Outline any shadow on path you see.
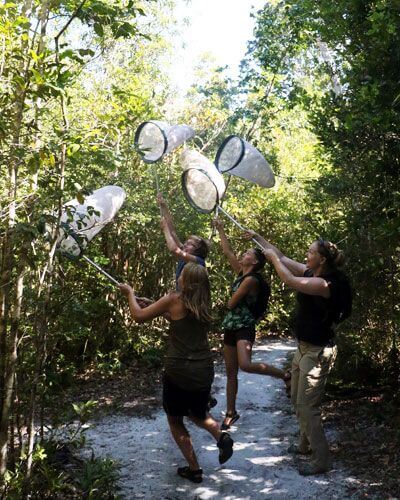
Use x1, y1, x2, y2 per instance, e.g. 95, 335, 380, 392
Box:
85, 339, 359, 499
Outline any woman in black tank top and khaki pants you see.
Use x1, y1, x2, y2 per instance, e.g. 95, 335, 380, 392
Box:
119, 263, 234, 484
244, 230, 347, 476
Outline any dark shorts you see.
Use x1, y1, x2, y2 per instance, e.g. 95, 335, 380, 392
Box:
223, 326, 256, 347
162, 374, 211, 420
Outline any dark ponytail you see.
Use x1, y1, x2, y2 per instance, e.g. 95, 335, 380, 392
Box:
252, 248, 266, 272
317, 239, 346, 269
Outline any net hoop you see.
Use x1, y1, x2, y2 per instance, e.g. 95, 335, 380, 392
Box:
215, 135, 245, 173
181, 168, 220, 214
134, 121, 168, 164
215, 135, 275, 188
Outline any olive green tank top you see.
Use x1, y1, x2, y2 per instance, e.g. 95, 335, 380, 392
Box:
164, 315, 214, 391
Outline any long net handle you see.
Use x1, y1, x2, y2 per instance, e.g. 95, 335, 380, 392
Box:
152, 164, 163, 216
82, 255, 120, 286
217, 206, 265, 251
82, 256, 145, 303
152, 164, 160, 192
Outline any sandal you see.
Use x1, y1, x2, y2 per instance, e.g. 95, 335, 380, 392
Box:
283, 371, 291, 398
220, 411, 240, 430
177, 466, 203, 483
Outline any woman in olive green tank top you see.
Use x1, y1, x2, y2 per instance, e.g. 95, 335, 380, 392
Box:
119, 263, 234, 484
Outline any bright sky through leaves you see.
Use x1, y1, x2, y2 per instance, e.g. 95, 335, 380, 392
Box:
170, 0, 265, 92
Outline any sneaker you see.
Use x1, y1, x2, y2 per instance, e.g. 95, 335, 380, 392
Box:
287, 443, 312, 455
298, 462, 330, 476
217, 432, 234, 464
177, 466, 203, 483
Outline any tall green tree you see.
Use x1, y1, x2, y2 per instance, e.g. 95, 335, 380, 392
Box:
242, 0, 400, 383
0, 0, 176, 482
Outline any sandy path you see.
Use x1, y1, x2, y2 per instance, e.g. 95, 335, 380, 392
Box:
86, 339, 357, 499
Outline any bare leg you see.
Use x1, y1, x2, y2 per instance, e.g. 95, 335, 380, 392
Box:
167, 415, 200, 470
236, 340, 286, 379
189, 412, 234, 465
224, 344, 239, 416
189, 412, 223, 441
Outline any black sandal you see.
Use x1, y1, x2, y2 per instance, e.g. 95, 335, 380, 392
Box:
284, 371, 291, 398
220, 411, 240, 430
177, 466, 203, 483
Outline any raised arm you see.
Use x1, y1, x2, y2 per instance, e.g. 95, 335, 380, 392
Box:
264, 249, 330, 298
243, 229, 306, 277
157, 193, 182, 248
160, 218, 199, 263
213, 218, 241, 274
119, 284, 174, 323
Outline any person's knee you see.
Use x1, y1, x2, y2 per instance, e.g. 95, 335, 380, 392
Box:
226, 368, 238, 380
296, 403, 319, 421
238, 361, 252, 373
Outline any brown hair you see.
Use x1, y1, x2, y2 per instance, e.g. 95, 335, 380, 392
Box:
251, 248, 266, 272
317, 239, 346, 269
180, 263, 213, 323
188, 235, 209, 259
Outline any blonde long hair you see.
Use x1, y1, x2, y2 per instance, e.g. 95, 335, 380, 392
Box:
180, 263, 213, 324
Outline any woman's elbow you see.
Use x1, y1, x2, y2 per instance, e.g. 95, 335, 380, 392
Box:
130, 311, 146, 324
285, 277, 302, 291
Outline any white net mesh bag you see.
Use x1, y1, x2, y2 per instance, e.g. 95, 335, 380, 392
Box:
58, 185, 126, 258
215, 135, 275, 188
180, 149, 226, 213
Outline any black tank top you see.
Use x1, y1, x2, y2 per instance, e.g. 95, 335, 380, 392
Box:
294, 269, 340, 346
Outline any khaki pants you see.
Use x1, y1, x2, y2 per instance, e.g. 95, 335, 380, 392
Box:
291, 341, 337, 468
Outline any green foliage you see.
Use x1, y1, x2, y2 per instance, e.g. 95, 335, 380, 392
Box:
1, 0, 399, 493
3, 441, 120, 499
3, 400, 119, 498
242, 0, 400, 386
0, 0, 179, 492
76, 455, 120, 499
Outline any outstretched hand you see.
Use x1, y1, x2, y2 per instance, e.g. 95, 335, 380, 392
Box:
157, 192, 167, 208
118, 283, 134, 296
263, 248, 277, 262
212, 217, 224, 230
242, 229, 256, 240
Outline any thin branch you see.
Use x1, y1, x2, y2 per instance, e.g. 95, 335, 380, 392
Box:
54, 0, 88, 43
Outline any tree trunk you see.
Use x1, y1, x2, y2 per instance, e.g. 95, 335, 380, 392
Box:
0, 272, 24, 476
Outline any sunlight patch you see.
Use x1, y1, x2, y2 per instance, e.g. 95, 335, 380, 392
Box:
191, 487, 219, 499
248, 456, 286, 466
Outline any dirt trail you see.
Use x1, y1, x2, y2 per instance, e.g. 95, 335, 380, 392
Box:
86, 339, 358, 499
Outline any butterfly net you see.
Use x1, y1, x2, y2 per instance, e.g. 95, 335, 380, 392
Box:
180, 149, 225, 213
215, 135, 275, 188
